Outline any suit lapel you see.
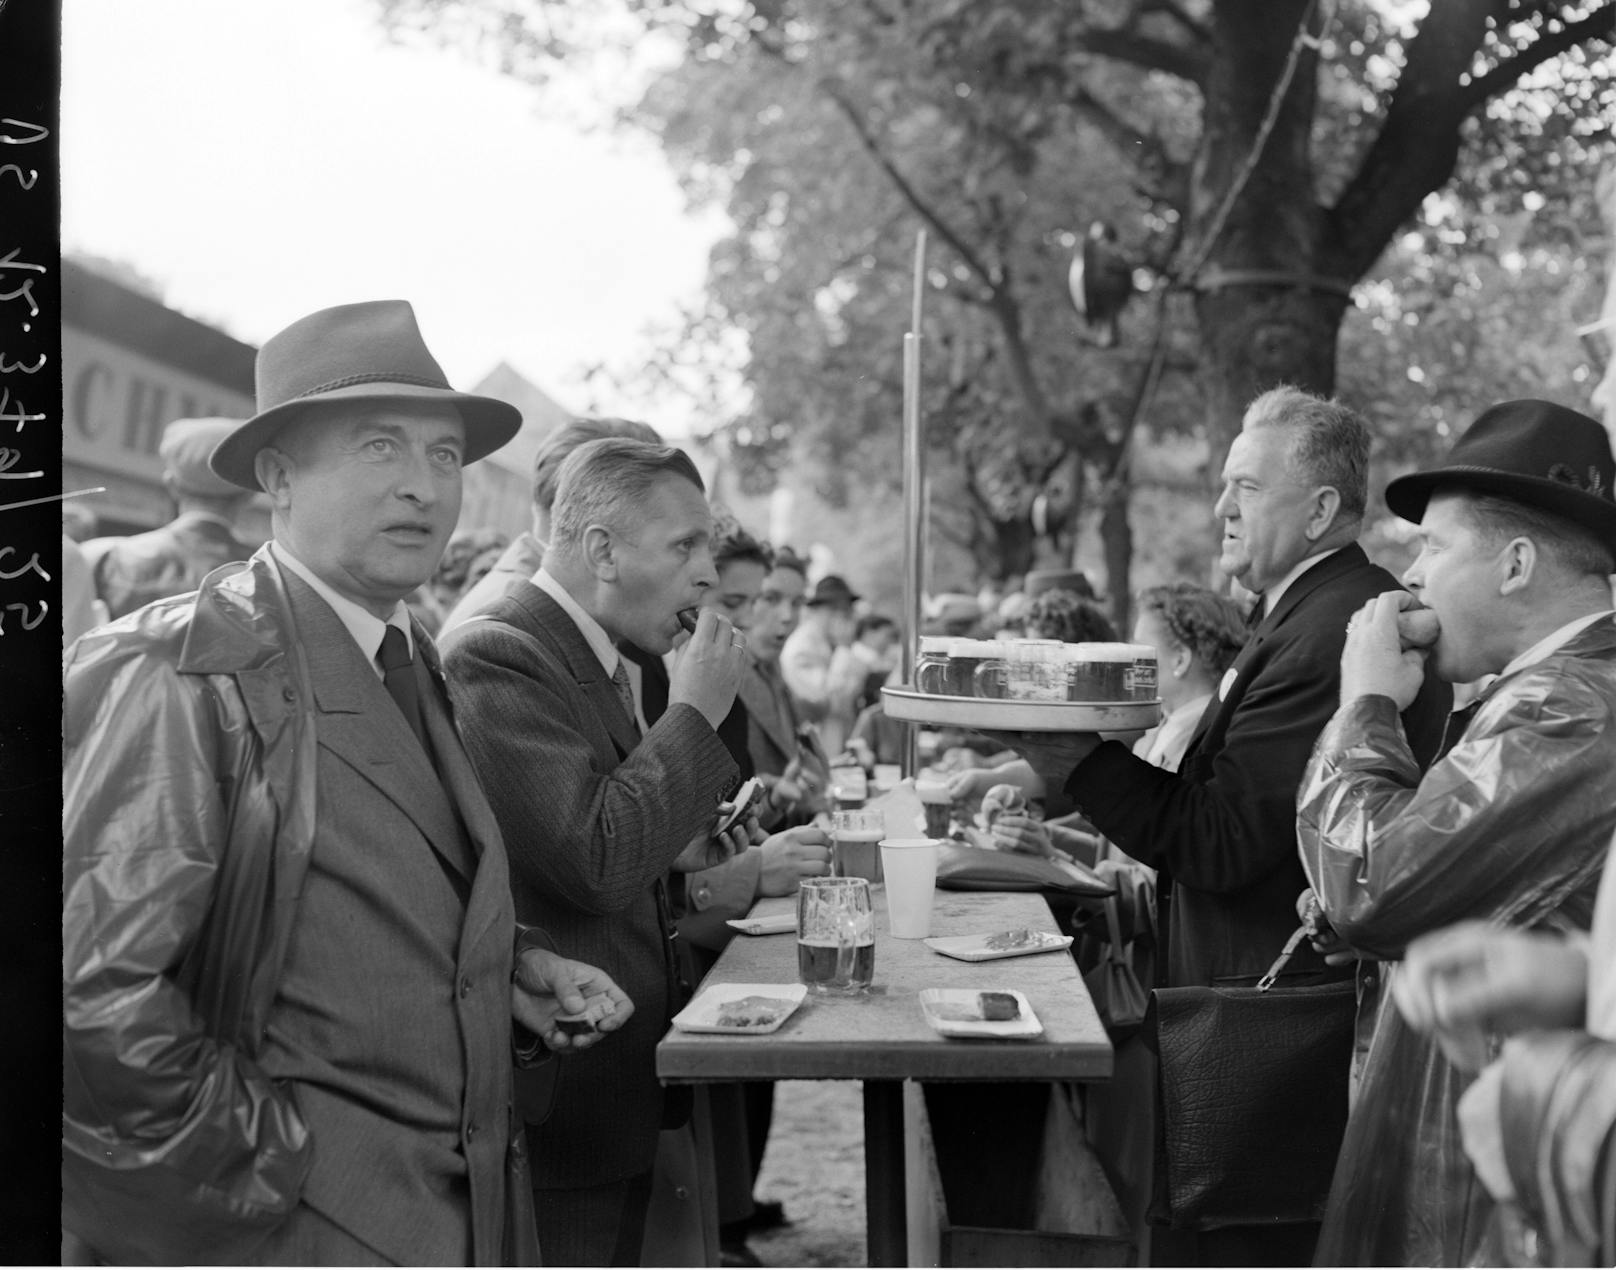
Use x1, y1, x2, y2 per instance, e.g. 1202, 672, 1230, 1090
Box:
740, 660, 797, 761
283, 573, 474, 885
509, 582, 642, 757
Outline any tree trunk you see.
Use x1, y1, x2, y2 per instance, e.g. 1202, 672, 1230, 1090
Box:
978, 514, 1037, 583
1193, 0, 1351, 487
1097, 477, 1133, 637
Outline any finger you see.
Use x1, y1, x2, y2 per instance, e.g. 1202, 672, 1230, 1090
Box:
549, 965, 588, 1016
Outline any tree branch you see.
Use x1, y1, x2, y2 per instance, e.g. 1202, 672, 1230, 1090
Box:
1460, 2, 1616, 112
1077, 27, 1212, 86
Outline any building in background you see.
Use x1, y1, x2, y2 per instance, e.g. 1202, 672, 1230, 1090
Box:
62, 261, 570, 545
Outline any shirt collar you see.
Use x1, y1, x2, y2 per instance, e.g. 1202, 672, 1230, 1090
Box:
270, 541, 412, 675
1501, 609, 1614, 678
1263, 547, 1342, 616
532, 566, 619, 679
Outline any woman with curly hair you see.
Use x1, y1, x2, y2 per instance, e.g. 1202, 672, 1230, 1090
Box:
1130, 582, 1246, 772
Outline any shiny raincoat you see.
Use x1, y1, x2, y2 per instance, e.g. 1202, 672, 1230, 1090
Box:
63, 552, 530, 1264
1295, 613, 1616, 1266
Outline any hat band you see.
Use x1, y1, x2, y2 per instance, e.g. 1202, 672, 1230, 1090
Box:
294, 370, 453, 399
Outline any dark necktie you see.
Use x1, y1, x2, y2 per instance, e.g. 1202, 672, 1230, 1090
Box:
378, 624, 431, 756
610, 658, 641, 736
1245, 594, 1266, 635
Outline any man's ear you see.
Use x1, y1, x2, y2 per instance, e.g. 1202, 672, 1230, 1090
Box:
582, 525, 617, 580
1498, 536, 1536, 596
255, 448, 293, 509
1305, 486, 1343, 541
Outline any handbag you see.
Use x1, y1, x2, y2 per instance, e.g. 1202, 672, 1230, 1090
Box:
934, 842, 1115, 896
1082, 893, 1150, 1040
1146, 927, 1356, 1230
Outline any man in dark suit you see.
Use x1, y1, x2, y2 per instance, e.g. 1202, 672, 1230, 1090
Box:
442, 438, 753, 1266
63, 300, 632, 1267
999, 386, 1451, 1265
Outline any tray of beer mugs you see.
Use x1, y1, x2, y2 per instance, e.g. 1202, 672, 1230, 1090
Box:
884, 638, 1161, 732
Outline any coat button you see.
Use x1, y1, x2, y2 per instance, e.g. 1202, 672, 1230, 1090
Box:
465, 1121, 478, 1143
459, 976, 472, 999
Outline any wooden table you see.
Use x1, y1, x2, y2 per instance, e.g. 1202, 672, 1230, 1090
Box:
657, 889, 1112, 1266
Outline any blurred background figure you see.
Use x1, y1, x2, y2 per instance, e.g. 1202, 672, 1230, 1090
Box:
848, 613, 899, 717
1024, 587, 1117, 643
79, 417, 253, 619
923, 591, 981, 638
62, 502, 98, 544
1129, 583, 1246, 772
780, 573, 866, 760
61, 534, 107, 648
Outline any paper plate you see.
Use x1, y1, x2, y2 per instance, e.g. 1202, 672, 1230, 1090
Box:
918, 988, 1043, 1040
725, 913, 797, 937
672, 983, 808, 1035
924, 929, 1075, 962
882, 686, 1160, 733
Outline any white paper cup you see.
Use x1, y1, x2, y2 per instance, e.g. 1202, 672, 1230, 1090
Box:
879, 837, 940, 938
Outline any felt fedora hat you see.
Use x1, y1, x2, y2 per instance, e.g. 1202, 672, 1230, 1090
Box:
1384, 399, 1616, 551
805, 574, 860, 607
210, 300, 523, 491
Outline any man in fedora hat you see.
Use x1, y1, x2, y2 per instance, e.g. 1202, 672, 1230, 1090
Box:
63, 300, 634, 1267
1294, 398, 1616, 1266
780, 572, 866, 759
79, 415, 256, 621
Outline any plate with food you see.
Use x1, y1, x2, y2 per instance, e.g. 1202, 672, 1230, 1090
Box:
725, 913, 797, 937
919, 988, 1043, 1039
672, 982, 808, 1034
924, 928, 1075, 962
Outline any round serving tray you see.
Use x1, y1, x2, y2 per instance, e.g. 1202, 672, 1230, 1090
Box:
881, 685, 1161, 733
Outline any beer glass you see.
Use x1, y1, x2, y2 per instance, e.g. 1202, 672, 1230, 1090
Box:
832, 808, 885, 883
797, 877, 875, 994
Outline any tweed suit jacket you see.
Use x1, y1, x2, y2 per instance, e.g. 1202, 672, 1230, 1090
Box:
1065, 544, 1453, 986
441, 581, 738, 1189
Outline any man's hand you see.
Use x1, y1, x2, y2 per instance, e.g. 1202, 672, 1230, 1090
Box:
1395, 920, 1589, 1038
673, 818, 750, 872
756, 825, 833, 896
1339, 591, 1431, 711
668, 609, 747, 728
990, 813, 1054, 858
974, 730, 1101, 793
1295, 887, 1362, 966
511, 946, 634, 1052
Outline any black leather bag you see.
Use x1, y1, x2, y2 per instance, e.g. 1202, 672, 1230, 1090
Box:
1146, 931, 1356, 1230
1082, 894, 1151, 1040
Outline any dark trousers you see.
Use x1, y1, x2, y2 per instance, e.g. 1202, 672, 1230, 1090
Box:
534, 1172, 655, 1267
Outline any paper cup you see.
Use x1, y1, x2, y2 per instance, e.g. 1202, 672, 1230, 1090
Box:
879, 837, 940, 938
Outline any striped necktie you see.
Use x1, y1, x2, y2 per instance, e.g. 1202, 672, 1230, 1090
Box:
611, 658, 641, 735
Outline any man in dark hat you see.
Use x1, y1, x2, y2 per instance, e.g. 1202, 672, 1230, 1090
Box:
79, 416, 256, 620
1295, 398, 1616, 1267
63, 300, 633, 1267
780, 572, 866, 759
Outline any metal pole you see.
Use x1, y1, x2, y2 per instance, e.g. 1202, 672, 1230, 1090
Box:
900, 229, 927, 777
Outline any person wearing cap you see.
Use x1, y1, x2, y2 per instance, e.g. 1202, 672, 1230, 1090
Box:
78, 416, 256, 621
1294, 398, 1616, 1266
62, 300, 633, 1266
779, 572, 867, 759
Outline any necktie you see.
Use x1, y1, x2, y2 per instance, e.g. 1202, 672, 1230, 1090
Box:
611, 658, 641, 735
378, 625, 431, 756
1245, 594, 1266, 635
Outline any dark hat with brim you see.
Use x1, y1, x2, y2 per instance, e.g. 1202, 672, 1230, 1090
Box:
1384, 398, 1616, 551
806, 574, 860, 607
210, 300, 523, 492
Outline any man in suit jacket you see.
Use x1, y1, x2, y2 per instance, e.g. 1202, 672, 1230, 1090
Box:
62, 301, 632, 1267
1000, 386, 1451, 1266
442, 437, 753, 1266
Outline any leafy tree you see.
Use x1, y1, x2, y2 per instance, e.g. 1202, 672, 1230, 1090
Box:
374, 0, 1614, 618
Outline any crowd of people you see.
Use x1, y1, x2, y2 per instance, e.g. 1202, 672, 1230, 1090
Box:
60, 296, 1615, 1268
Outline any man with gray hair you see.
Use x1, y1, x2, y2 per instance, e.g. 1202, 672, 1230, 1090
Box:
442, 437, 752, 1265
993, 385, 1450, 1264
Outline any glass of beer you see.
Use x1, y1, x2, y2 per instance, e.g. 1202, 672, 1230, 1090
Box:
832, 808, 886, 883
797, 877, 875, 994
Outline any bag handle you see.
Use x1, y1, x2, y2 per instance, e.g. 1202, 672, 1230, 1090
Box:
1255, 923, 1310, 992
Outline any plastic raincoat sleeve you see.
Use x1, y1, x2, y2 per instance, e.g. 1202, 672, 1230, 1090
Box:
62, 636, 309, 1217
1295, 679, 1614, 960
